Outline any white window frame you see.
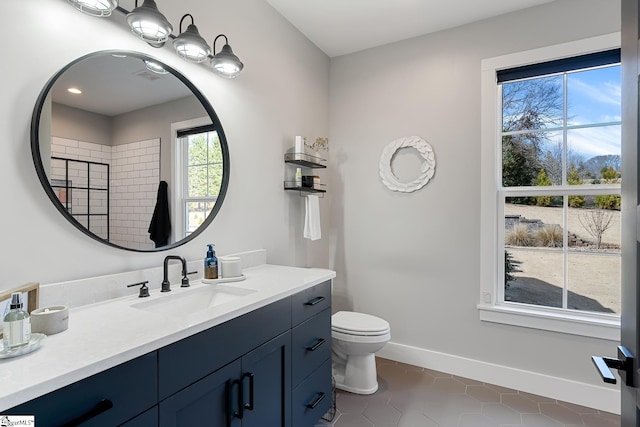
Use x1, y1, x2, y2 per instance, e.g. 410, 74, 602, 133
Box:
170, 116, 211, 243
479, 33, 621, 341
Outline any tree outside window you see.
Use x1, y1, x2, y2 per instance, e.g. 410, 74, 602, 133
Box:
182, 130, 223, 235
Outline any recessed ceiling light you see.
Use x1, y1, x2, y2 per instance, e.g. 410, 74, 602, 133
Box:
68, 88, 82, 94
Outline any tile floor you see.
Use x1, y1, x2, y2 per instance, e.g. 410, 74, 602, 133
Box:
317, 358, 619, 427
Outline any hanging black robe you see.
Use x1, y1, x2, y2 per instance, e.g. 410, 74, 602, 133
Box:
148, 180, 171, 247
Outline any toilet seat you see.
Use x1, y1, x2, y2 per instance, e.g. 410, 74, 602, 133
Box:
332, 311, 390, 336
332, 328, 391, 344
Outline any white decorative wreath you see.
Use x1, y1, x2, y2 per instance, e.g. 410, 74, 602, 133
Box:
379, 136, 436, 193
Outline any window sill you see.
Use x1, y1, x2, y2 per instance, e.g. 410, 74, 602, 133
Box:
477, 303, 620, 341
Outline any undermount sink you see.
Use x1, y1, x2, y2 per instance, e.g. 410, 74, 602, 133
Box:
131, 284, 256, 315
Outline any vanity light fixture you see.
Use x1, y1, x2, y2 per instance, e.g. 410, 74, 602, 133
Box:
67, 0, 118, 17
126, 0, 173, 48
210, 34, 244, 78
66, 2, 245, 77
173, 14, 211, 63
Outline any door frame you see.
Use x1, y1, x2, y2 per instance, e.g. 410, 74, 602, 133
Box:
621, 0, 639, 424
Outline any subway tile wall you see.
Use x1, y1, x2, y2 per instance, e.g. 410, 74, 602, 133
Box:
110, 139, 160, 250
51, 137, 160, 250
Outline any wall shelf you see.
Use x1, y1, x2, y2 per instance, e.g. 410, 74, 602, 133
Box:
284, 152, 327, 169
284, 182, 326, 197
284, 152, 327, 196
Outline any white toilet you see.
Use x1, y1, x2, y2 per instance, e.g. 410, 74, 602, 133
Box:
331, 311, 391, 394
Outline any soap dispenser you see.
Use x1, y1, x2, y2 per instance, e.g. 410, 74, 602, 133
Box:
3, 293, 31, 348
204, 244, 219, 280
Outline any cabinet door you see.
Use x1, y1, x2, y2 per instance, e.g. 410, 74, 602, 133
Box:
7, 352, 157, 427
159, 360, 242, 427
241, 331, 291, 427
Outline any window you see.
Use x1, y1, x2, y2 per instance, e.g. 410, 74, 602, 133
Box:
173, 122, 224, 239
479, 34, 621, 340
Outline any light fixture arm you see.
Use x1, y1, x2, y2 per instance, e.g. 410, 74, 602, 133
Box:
179, 14, 195, 33
213, 34, 229, 54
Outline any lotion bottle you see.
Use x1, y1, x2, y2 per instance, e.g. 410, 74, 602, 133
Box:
3, 293, 31, 349
204, 244, 219, 280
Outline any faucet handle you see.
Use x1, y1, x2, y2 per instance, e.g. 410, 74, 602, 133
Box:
181, 270, 198, 288
127, 281, 150, 298
181, 277, 190, 288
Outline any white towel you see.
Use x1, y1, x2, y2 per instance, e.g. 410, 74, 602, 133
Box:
304, 195, 321, 240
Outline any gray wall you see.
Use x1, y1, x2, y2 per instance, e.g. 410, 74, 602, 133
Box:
51, 102, 112, 145
0, 0, 330, 284
328, 0, 621, 405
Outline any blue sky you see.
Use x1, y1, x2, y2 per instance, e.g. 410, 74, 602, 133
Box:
566, 64, 621, 159
502, 64, 621, 161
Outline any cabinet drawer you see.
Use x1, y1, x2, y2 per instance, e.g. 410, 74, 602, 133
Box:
292, 358, 332, 427
7, 352, 157, 427
292, 308, 331, 387
291, 280, 331, 326
159, 297, 291, 400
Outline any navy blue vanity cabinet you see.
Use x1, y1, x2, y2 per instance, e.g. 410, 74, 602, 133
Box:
158, 297, 292, 427
160, 331, 292, 427
6, 352, 158, 427
291, 281, 332, 425
6, 280, 333, 427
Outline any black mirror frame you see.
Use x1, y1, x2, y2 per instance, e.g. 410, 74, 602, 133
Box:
31, 50, 230, 252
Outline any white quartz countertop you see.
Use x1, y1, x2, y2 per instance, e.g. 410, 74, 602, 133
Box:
0, 264, 335, 411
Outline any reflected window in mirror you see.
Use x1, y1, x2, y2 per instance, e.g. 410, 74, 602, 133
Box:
180, 125, 223, 238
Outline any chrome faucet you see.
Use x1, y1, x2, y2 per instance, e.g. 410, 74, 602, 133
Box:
161, 255, 189, 292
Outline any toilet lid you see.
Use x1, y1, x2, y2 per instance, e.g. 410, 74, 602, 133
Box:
332, 311, 390, 334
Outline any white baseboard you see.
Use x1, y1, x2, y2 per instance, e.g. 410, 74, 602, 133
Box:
377, 342, 620, 415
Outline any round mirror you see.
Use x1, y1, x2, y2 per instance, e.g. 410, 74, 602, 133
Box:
32, 50, 229, 252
